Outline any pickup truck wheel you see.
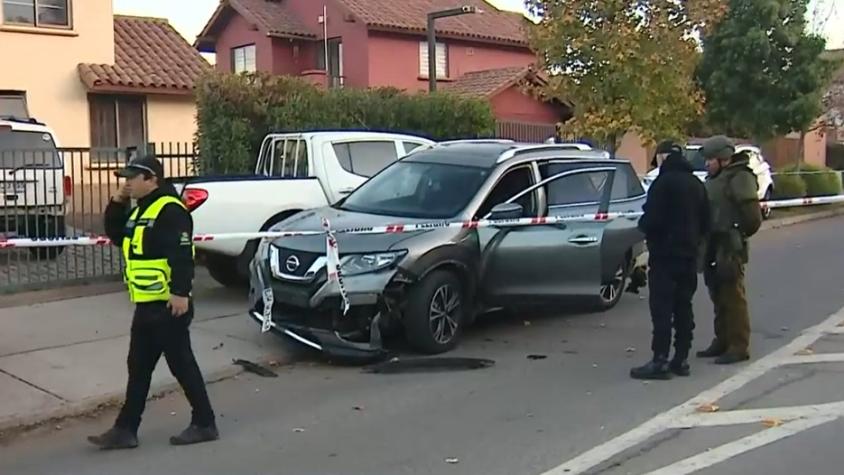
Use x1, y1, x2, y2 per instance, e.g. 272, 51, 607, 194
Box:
205, 254, 248, 288
26, 216, 66, 260
404, 270, 465, 354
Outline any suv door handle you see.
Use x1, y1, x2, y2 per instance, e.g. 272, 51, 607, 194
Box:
569, 235, 598, 244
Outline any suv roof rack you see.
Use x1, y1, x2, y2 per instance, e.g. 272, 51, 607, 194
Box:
497, 144, 610, 163
438, 139, 515, 146
0, 115, 45, 126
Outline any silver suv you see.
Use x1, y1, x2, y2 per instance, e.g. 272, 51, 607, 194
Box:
249, 142, 647, 359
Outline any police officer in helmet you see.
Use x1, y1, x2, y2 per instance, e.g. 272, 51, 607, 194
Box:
88, 155, 218, 449
697, 136, 761, 365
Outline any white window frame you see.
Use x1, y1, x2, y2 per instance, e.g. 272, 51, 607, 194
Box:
419, 41, 448, 79
232, 44, 257, 73
2, 0, 72, 29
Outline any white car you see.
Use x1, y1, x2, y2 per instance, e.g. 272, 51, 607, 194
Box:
641, 144, 774, 218
0, 116, 69, 258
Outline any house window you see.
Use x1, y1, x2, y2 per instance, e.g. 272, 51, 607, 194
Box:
88, 95, 146, 153
316, 38, 344, 88
419, 41, 448, 79
0, 90, 28, 117
2, 0, 71, 28
232, 44, 256, 73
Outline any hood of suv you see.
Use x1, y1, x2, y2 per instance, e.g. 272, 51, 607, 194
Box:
271, 206, 460, 254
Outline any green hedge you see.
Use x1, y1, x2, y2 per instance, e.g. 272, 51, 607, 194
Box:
771, 174, 807, 199
777, 164, 843, 198
194, 72, 496, 175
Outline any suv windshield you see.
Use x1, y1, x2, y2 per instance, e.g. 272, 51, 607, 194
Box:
0, 129, 61, 169
339, 161, 490, 219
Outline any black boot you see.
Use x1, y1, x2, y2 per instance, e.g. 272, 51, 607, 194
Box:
170, 423, 220, 446
696, 342, 726, 358
630, 358, 672, 380
714, 353, 750, 365
670, 359, 691, 376
87, 426, 138, 450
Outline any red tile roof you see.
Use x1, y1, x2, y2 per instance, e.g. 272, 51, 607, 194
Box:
78, 16, 211, 95
337, 0, 530, 46
196, 0, 316, 51
444, 66, 540, 97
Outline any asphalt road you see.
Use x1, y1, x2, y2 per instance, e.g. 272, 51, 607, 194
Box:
2, 216, 844, 475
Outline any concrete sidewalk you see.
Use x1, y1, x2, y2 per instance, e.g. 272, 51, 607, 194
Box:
0, 271, 293, 434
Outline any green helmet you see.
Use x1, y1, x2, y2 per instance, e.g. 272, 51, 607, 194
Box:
700, 135, 735, 160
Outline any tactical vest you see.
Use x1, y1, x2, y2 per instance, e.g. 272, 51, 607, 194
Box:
122, 195, 194, 303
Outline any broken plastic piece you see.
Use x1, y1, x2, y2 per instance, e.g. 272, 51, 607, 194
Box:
696, 403, 720, 413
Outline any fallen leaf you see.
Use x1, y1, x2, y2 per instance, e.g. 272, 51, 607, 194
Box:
762, 418, 783, 428
795, 348, 815, 356
780, 326, 789, 332
212, 342, 224, 350
625, 347, 636, 353
696, 403, 720, 413
268, 360, 279, 367
445, 458, 460, 464
353, 406, 364, 411
527, 354, 547, 360
55, 425, 62, 431
170, 411, 176, 416
293, 428, 305, 433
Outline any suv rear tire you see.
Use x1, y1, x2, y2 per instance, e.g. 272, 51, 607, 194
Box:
404, 270, 465, 354
590, 258, 629, 311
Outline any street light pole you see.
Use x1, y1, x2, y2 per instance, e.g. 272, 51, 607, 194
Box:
427, 6, 477, 92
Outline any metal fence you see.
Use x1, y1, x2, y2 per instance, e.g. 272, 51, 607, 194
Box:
495, 121, 557, 143
0, 143, 196, 293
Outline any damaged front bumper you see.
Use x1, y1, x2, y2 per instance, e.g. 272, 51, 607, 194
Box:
247, 256, 407, 361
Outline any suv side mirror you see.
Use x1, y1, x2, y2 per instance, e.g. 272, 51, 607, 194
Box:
489, 202, 523, 220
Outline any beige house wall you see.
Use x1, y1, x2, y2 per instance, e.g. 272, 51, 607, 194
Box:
0, 0, 114, 147
616, 132, 652, 175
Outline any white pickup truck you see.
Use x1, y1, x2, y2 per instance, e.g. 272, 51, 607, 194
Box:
176, 131, 435, 287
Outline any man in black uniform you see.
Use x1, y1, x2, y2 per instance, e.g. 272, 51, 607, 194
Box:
631, 141, 710, 380
87, 155, 218, 449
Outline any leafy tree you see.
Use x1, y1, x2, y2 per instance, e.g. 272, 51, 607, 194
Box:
697, 0, 836, 142
525, 0, 727, 151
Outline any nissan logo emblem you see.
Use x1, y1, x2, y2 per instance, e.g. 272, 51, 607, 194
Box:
285, 255, 300, 273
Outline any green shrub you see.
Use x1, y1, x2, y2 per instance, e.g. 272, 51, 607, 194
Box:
194, 72, 496, 175
778, 164, 843, 198
772, 173, 807, 200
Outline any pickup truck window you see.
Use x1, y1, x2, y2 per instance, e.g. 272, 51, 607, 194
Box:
333, 140, 398, 177
269, 138, 309, 177
0, 129, 61, 169
403, 141, 426, 154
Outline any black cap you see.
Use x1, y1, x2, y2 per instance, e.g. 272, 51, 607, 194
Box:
655, 140, 682, 155
114, 155, 164, 179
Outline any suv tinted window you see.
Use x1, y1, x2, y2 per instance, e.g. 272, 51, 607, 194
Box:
545, 170, 611, 206
333, 141, 398, 177
476, 166, 536, 218
611, 163, 645, 200
0, 129, 61, 169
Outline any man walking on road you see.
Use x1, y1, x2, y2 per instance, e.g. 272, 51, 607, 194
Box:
697, 136, 762, 365
87, 155, 218, 450
631, 141, 710, 380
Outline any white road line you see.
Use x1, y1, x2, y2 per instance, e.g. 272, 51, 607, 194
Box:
780, 353, 844, 365
641, 415, 838, 475
672, 402, 844, 428
539, 307, 844, 475
824, 327, 844, 335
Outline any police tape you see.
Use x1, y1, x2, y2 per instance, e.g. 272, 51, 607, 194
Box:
1, 194, 844, 250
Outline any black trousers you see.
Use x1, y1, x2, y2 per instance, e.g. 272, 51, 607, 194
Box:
648, 256, 698, 361
115, 301, 215, 433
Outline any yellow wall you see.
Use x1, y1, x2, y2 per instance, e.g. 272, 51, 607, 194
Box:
146, 95, 197, 145
0, 0, 115, 147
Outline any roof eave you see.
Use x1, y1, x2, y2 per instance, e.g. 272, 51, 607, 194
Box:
365, 24, 529, 48
85, 84, 196, 96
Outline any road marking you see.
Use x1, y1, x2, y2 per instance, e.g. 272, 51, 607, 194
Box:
642, 415, 838, 475
540, 306, 844, 475
780, 353, 844, 365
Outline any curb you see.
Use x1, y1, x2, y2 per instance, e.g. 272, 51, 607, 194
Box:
761, 206, 844, 231
0, 354, 281, 441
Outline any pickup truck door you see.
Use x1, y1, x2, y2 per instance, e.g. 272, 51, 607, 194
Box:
478, 165, 616, 302
320, 139, 406, 203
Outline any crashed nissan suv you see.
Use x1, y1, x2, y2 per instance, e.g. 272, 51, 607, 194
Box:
248, 141, 647, 359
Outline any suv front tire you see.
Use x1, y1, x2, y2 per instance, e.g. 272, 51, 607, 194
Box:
404, 270, 465, 354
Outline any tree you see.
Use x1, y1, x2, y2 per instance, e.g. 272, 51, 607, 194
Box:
525, 0, 727, 152
697, 0, 836, 143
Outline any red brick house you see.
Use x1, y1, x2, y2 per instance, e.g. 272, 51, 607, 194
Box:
194, 0, 568, 128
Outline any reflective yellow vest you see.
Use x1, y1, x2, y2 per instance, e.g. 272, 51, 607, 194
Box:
122, 195, 195, 303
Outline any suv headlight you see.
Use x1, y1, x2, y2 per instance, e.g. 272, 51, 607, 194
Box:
341, 250, 407, 276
